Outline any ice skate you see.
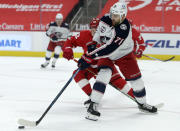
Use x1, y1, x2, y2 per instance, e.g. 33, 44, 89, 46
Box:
51, 60, 56, 68
84, 99, 91, 108
51, 63, 55, 68
85, 102, 100, 121
41, 61, 49, 68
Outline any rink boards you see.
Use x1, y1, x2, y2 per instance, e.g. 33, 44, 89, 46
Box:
0, 31, 180, 61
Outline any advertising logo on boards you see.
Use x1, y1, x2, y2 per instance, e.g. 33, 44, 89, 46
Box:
125, 0, 152, 11
145, 39, 180, 48
125, 0, 180, 11
0, 34, 32, 51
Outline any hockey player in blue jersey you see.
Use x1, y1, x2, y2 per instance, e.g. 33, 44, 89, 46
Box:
41, 13, 70, 68
78, 2, 157, 121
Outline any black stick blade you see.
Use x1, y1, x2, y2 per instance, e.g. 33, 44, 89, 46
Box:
163, 56, 175, 62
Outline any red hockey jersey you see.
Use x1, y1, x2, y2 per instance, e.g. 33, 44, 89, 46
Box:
63, 30, 94, 54
132, 27, 146, 52
63, 30, 98, 68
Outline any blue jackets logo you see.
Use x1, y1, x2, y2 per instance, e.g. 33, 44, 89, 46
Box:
145, 40, 180, 48
0, 39, 21, 48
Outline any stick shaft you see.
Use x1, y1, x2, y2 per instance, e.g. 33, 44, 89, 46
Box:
36, 68, 80, 125
142, 54, 175, 62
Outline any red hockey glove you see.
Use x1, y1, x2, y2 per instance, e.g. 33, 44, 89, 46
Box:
78, 54, 93, 70
135, 49, 143, 58
63, 47, 73, 60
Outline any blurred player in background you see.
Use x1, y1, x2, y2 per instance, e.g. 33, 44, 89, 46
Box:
41, 13, 70, 68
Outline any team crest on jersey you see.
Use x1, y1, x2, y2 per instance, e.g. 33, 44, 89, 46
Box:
120, 24, 127, 30
100, 26, 106, 33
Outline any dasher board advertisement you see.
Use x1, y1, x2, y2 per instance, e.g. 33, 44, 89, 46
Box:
143, 33, 180, 55
0, 33, 32, 51
0, 0, 79, 31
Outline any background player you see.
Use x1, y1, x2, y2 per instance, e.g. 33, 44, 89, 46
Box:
41, 13, 70, 68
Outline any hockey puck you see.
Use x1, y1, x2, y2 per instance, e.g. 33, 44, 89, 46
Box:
18, 126, 25, 129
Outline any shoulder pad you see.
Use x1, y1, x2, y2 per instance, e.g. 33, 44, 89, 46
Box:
100, 15, 112, 27
104, 13, 110, 17
49, 21, 57, 26
123, 18, 130, 26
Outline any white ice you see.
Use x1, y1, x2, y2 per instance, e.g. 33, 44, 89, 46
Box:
0, 57, 180, 131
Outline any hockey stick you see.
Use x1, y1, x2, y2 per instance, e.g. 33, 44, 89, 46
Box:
18, 68, 81, 128
73, 59, 164, 109
142, 54, 175, 62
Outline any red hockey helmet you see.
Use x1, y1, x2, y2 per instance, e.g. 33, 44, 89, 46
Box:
90, 18, 100, 28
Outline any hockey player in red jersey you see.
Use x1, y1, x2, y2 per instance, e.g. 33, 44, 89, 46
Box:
78, 2, 157, 120
41, 13, 70, 68
63, 18, 135, 106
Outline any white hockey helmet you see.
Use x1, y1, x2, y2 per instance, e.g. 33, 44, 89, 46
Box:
56, 13, 63, 20
110, 2, 127, 19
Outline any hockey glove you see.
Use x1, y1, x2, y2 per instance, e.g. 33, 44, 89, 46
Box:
87, 42, 97, 53
63, 47, 73, 60
78, 55, 93, 70
50, 34, 58, 41
135, 49, 143, 58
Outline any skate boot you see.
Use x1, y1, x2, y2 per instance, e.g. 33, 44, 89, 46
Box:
51, 61, 56, 68
138, 102, 157, 113
41, 61, 49, 68
51, 63, 55, 68
84, 99, 91, 108
86, 102, 100, 121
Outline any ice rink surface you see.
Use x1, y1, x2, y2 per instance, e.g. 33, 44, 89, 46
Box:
0, 57, 180, 131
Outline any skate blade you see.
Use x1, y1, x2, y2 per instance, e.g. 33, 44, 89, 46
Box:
85, 112, 99, 121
